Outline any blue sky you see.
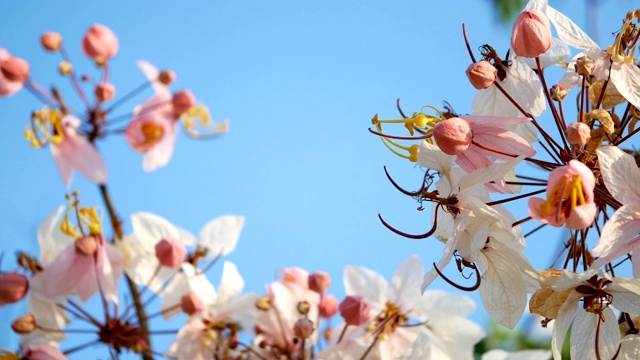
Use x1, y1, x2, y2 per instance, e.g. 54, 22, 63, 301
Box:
0, 0, 635, 357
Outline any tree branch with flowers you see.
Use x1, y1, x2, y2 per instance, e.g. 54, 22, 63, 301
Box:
2, 0, 640, 359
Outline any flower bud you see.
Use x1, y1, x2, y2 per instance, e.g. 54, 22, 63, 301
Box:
58, 61, 72, 76
0, 272, 28, 306
566, 122, 591, 147
575, 56, 595, 77
339, 295, 370, 326
308, 271, 331, 293
159, 69, 176, 86
95, 82, 115, 102
155, 238, 186, 268
0, 56, 30, 83
433, 117, 472, 155
40, 32, 62, 52
180, 292, 204, 316
11, 314, 36, 334
171, 90, 196, 116
82, 24, 119, 62
511, 10, 552, 58
75, 235, 99, 256
323, 327, 332, 342
551, 84, 568, 101
297, 301, 310, 315
293, 318, 315, 339
465, 60, 497, 89
319, 294, 338, 318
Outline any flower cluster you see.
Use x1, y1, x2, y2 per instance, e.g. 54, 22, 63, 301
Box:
0, 20, 549, 360
372, 0, 640, 358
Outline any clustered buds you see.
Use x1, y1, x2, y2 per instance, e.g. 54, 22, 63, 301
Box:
180, 292, 204, 316
432, 117, 472, 155
339, 295, 370, 326
550, 84, 568, 101
466, 60, 497, 89
172, 90, 196, 117
155, 238, 186, 267
566, 122, 591, 147
308, 271, 331, 293
82, 24, 119, 64
95, 82, 116, 102
511, 9, 552, 58
0, 272, 28, 305
40, 32, 62, 52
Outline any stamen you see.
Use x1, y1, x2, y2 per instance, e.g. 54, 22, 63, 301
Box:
180, 106, 228, 139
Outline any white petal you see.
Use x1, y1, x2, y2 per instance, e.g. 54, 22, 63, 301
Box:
389, 255, 423, 310
546, 5, 599, 55
343, 265, 388, 311
217, 261, 244, 304
620, 335, 640, 360
198, 215, 245, 257
610, 63, 640, 113
417, 141, 455, 173
37, 207, 73, 265
551, 295, 580, 360
597, 146, 640, 204
592, 204, 640, 259
478, 245, 527, 329
570, 308, 619, 360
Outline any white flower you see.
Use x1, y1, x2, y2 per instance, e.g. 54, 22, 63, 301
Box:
592, 146, 640, 275
343, 255, 484, 360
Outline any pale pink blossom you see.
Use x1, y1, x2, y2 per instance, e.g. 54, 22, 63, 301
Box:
23, 344, 68, 360
0, 49, 29, 96
29, 233, 123, 304
51, 115, 107, 188
432, 115, 536, 175
528, 160, 596, 229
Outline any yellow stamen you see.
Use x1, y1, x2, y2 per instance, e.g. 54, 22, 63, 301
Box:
606, 10, 640, 65
60, 192, 103, 237
139, 122, 165, 147
23, 107, 64, 148
180, 105, 228, 139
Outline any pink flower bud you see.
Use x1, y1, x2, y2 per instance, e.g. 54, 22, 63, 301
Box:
466, 60, 497, 89
75, 235, 99, 256
433, 117, 473, 155
23, 344, 68, 360
40, 32, 62, 52
0, 272, 28, 306
551, 84, 568, 101
82, 24, 119, 62
172, 90, 196, 117
319, 294, 338, 318
12, 314, 36, 334
339, 295, 370, 326
155, 238, 186, 267
0, 56, 30, 83
308, 271, 331, 293
511, 10, 552, 58
180, 292, 204, 316
94, 82, 115, 102
566, 122, 591, 147
293, 318, 315, 339
159, 69, 176, 86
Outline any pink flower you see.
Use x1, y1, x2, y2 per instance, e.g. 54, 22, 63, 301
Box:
126, 111, 177, 171
81, 24, 118, 62
528, 160, 596, 229
0, 49, 29, 96
432, 115, 536, 175
51, 115, 108, 188
0, 272, 28, 306
511, 10, 552, 58
23, 344, 68, 360
29, 234, 124, 304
